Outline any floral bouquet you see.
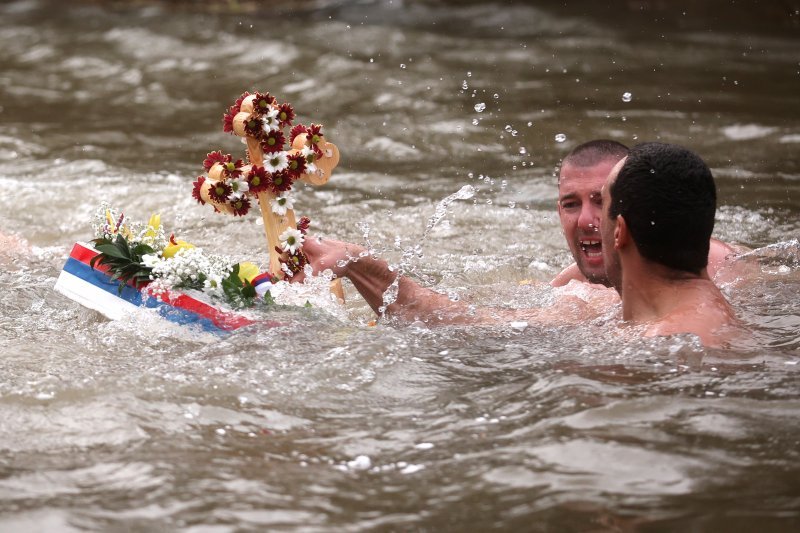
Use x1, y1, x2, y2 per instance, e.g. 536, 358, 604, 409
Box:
190, 91, 340, 285
89, 203, 278, 309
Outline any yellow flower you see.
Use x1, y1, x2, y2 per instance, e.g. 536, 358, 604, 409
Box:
162, 237, 195, 259
144, 213, 161, 240
237, 262, 260, 284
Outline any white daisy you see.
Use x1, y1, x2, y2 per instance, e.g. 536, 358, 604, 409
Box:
230, 178, 249, 194
264, 151, 289, 173
270, 191, 294, 216
279, 227, 305, 254
260, 108, 280, 133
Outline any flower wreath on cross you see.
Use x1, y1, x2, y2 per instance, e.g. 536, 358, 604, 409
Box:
191, 91, 340, 292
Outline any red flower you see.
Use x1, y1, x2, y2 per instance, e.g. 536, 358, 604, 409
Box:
208, 180, 232, 203
222, 91, 250, 133
297, 216, 311, 235
230, 195, 251, 217
269, 170, 294, 194
289, 124, 308, 144
223, 158, 245, 179
203, 150, 230, 171
276, 247, 307, 277
277, 103, 295, 127
252, 92, 276, 114
286, 152, 306, 177
191, 176, 206, 205
244, 116, 264, 139
307, 123, 323, 145
246, 166, 271, 194
261, 130, 286, 153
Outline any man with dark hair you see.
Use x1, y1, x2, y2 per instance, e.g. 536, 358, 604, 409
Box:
551, 139, 739, 287
600, 143, 739, 345
298, 142, 743, 345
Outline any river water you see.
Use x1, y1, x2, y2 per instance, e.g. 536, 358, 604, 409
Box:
1, 0, 799, 530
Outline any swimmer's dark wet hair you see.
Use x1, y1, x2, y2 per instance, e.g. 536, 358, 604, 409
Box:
562, 139, 629, 168
609, 142, 716, 274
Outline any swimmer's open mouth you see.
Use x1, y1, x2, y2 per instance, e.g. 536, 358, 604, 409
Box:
580, 240, 602, 258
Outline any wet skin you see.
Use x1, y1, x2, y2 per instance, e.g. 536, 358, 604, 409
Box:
556, 159, 619, 285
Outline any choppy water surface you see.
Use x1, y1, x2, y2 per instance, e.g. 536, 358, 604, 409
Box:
1, 0, 799, 530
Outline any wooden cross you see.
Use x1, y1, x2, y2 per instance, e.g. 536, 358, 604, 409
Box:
194, 92, 344, 300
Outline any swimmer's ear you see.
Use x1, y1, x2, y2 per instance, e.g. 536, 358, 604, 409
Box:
614, 215, 630, 249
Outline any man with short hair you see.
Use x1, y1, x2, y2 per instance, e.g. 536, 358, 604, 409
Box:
600, 142, 739, 346
299, 142, 744, 345
551, 140, 740, 287
552, 140, 629, 286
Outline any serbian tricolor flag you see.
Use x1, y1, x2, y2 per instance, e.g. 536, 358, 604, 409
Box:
54, 242, 261, 334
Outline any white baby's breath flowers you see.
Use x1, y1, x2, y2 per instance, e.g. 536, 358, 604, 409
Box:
279, 227, 304, 254
270, 191, 293, 216
148, 247, 233, 299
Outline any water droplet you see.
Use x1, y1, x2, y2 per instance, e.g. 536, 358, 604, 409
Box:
400, 63, 406, 69
467, 71, 472, 77
504, 125, 513, 132
474, 102, 486, 112
519, 147, 527, 155
493, 93, 500, 99
472, 118, 479, 126
555, 133, 567, 143
462, 80, 468, 90
622, 91, 633, 102
650, 168, 656, 174
621, 116, 627, 122
527, 121, 533, 127
508, 201, 516, 209
369, 58, 374, 63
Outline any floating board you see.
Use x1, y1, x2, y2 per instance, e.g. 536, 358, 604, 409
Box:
54, 242, 262, 334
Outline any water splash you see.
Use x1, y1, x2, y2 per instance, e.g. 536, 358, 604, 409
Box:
555, 133, 567, 143
474, 103, 486, 113
622, 91, 633, 102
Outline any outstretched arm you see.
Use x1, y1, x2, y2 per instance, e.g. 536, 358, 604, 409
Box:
300, 237, 470, 323
300, 237, 602, 326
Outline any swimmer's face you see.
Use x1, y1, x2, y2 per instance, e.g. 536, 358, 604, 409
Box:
557, 158, 619, 285
600, 158, 626, 293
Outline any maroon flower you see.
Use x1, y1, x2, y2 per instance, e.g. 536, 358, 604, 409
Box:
230, 195, 251, 217
269, 170, 293, 194
244, 115, 264, 139
277, 103, 295, 127
297, 216, 311, 235
261, 130, 286, 153
286, 152, 306, 177
203, 150, 230, 171
222, 91, 250, 133
289, 124, 308, 144
277, 248, 308, 277
191, 176, 206, 205
246, 166, 271, 194
252, 92, 276, 114
222, 158, 245, 179
307, 123, 323, 145
208, 180, 232, 203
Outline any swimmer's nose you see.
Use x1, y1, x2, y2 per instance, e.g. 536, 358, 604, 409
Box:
578, 204, 600, 232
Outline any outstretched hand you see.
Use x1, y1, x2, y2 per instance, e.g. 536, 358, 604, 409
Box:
292, 235, 365, 283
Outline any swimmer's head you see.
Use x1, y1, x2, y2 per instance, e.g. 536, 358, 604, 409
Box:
557, 140, 628, 285
603, 142, 716, 288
